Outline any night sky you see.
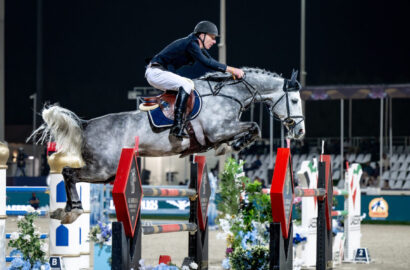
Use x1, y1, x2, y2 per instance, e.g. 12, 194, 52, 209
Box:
5, 0, 410, 141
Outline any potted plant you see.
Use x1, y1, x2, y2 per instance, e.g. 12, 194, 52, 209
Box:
89, 221, 112, 269
8, 206, 50, 270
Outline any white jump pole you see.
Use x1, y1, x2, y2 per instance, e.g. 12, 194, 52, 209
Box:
48, 149, 90, 270
298, 159, 362, 266
297, 159, 319, 267
0, 142, 9, 270
343, 163, 362, 262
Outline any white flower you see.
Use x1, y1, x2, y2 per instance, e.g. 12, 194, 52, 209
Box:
96, 233, 104, 243
34, 230, 40, 237
23, 235, 31, 241
182, 266, 189, 270
219, 219, 231, 233
41, 265, 47, 270
10, 232, 19, 240
189, 262, 198, 269
17, 216, 24, 221
40, 243, 48, 252
26, 206, 35, 213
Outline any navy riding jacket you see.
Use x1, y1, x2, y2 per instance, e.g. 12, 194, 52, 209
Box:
150, 33, 227, 73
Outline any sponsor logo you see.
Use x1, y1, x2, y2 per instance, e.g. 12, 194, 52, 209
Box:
308, 218, 317, 229
141, 200, 159, 210
166, 200, 190, 210
350, 215, 361, 226
369, 197, 388, 219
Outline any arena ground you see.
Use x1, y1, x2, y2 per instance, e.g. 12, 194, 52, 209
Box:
5, 217, 410, 269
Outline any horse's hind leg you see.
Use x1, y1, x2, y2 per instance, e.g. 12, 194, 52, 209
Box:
49, 167, 84, 224
54, 165, 113, 224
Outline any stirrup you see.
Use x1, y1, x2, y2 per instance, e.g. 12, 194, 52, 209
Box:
170, 125, 189, 139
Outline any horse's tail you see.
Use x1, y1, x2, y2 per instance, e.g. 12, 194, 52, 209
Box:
27, 105, 84, 158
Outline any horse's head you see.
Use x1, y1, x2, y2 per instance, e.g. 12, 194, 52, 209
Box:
246, 68, 305, 140
274, 70, 305, 140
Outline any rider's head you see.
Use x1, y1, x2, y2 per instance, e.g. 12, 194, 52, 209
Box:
193, 21, 218, 50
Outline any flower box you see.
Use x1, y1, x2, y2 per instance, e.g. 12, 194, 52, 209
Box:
93, 243, 111, 270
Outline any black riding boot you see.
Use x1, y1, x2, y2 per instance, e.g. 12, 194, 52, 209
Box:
170, 87, 189, 139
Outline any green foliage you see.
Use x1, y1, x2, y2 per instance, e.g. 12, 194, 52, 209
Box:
88, 221, 112, 249
217, 158, 248, 217
229, 245, 270, 270
8, 211, 48, 266
217, 158, 273, 269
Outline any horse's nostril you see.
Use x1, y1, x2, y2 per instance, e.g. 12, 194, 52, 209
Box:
299, 129, 304, 134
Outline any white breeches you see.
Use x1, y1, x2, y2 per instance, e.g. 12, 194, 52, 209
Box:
145, 67, 194, 94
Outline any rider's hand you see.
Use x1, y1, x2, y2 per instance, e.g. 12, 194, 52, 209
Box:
233, 68, 244, 79
227, 66, 244, 79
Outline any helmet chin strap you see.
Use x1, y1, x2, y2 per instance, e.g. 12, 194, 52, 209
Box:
200, 33, 207, 49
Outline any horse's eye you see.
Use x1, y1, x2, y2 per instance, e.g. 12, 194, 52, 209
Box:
291, 98, 298, 104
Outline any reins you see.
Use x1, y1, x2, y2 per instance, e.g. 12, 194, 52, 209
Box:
200, 74, 261, 113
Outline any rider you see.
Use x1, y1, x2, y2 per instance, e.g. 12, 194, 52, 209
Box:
145, 20, 244, 139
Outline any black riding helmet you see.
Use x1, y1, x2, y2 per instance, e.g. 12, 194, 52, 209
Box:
193, 21, 219, 36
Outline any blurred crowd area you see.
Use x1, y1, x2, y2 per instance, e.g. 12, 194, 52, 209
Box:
239, 137, 410, 191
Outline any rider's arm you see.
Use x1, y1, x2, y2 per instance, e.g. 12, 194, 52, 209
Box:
187, 41, 226, 72
201, 47, 243, 78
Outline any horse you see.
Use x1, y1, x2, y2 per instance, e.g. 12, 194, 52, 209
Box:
29, 67, 305, 223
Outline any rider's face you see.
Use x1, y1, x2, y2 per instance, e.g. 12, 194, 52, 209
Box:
199, 33, 217, 49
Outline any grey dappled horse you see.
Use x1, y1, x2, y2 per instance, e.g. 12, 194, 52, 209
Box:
30, 67, 305, 223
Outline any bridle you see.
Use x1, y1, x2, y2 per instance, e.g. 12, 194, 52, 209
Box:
200, 71, 305, 131
268, 74, 305, 131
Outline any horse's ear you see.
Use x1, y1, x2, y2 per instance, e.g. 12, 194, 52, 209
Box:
287, 69, 301, 91
290, 69, 298, 83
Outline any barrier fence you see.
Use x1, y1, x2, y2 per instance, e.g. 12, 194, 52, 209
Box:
111, 140, 210, 270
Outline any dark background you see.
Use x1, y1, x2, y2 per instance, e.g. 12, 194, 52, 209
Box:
5, 0, 410, 141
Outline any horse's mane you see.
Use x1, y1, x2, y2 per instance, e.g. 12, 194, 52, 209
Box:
198, 67, 281, 82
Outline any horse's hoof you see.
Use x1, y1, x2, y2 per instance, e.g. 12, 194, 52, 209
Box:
232, 141, 243, 151
60, 208, 84, 224
50, 208, 65, 220
215, 143, 231, 156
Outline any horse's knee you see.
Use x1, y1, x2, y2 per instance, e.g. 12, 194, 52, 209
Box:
62, 167, 79, 182
62, 166, 72, 176
250, 122, 260, 134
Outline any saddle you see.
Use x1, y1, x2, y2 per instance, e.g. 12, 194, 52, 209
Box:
140, 90, 196, 120
140, 89, 202, 129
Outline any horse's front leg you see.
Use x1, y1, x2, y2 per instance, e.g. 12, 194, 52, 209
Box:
206, 121, 260, 149
231, 122, 261, 151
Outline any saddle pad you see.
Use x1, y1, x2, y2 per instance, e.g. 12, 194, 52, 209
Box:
148, 90, 202, 128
